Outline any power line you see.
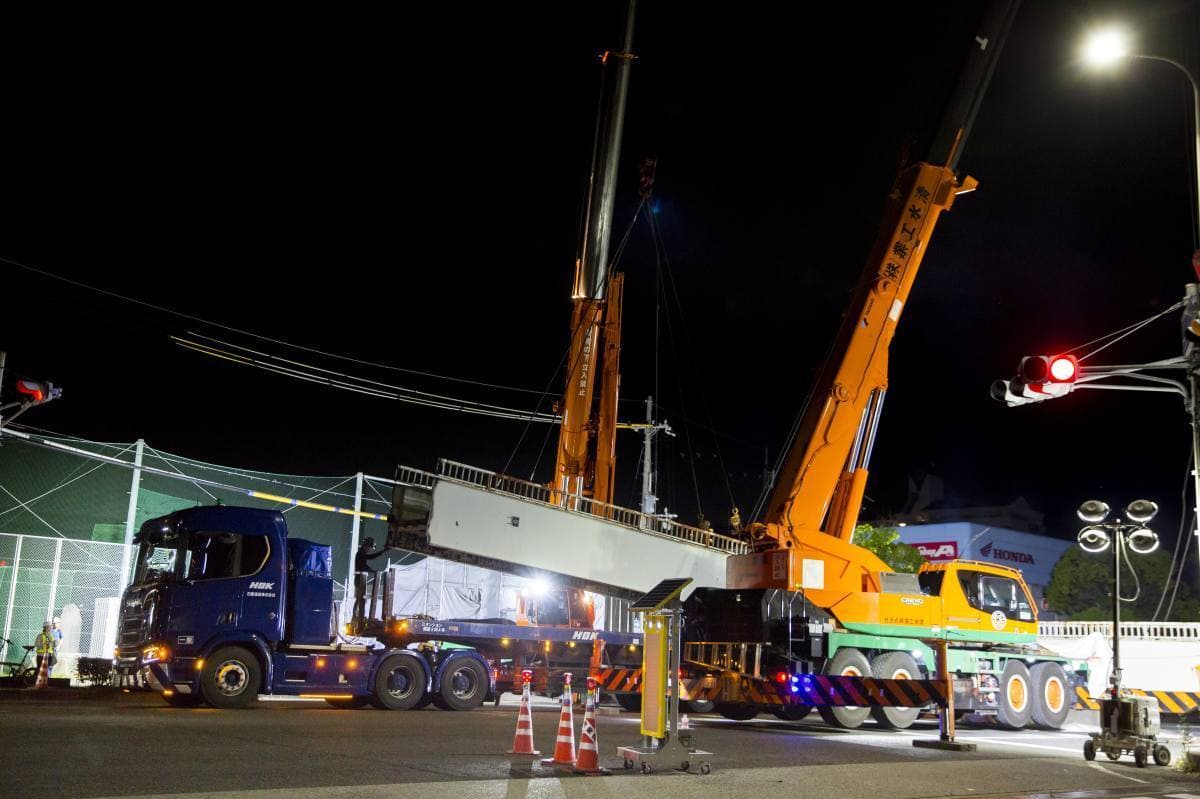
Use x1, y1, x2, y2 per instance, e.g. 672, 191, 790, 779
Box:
174, 335, 561, 424
1, 255, 552, 398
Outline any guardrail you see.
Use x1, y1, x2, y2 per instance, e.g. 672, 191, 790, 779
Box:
1038, 621, 1200, 640
436, 459, 750, 555
393, 464, 436, 489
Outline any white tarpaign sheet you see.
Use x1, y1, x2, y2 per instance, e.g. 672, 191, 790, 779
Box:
1038, 630, 1200, 694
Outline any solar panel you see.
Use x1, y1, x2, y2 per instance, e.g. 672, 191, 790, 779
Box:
629, 578, 693, 611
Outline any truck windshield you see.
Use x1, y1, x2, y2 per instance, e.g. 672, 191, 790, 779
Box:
134, 530, 187, 584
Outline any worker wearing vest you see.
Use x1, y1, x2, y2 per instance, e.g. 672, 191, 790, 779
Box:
35, 622, 56, 677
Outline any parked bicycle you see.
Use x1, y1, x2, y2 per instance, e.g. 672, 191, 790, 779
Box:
0, 638, 37, 687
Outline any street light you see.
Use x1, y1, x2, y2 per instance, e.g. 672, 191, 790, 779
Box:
1075, 499, 1160, 696
1081, 26, 1200, 247
1081, 22, 1200, 593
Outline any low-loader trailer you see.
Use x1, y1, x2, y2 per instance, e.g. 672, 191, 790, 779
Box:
114, 505, 641, 709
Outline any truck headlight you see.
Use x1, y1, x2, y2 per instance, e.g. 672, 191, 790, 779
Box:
141, 644, 170, 664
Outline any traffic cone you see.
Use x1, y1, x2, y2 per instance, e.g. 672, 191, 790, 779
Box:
34, 652, 50, 689
573, 678, 611, 775
508, 670, 540, 757
680, 713, 691, 730
541, 672, 577, 767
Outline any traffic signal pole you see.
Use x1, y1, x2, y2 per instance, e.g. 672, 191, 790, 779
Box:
1186, 284, 1200, 580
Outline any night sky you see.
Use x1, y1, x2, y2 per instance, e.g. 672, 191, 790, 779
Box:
4, 3, 1200, 574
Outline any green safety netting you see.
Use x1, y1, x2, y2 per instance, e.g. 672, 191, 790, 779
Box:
0, 429, 394, 665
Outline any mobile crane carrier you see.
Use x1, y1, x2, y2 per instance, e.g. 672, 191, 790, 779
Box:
673, 0, 1079, 730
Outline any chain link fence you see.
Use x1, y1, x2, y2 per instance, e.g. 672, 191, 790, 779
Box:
0, 430, 375, 676
0, 427, 635, 683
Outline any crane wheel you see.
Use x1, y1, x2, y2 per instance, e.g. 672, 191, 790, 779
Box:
817, 648, 871, 729
1029, 662, 1069, 730
995, 660, 1032, 730
868, 652, 920, 729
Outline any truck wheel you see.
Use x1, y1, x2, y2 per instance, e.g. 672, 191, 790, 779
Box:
325, 696, 370, 709
869, 652, 920, 729
995, 660, 1032, 730
1029, 662, 1070, 730
439, 657, 488, 711
771, 705, 812, 721
616, 693, 642, 712
683, 699, 715, 714
1134, 745, 1148, 768
163, 692, 204, 708
817, 648, 871, 729
373, 654, 427, 710
200, 646, 262, 709
716, 703, 759, 721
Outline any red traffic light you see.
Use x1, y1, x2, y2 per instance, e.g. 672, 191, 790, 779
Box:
1048, 355, 1078, 382
16, 379, 46, 403
1018, 354, 1078, 384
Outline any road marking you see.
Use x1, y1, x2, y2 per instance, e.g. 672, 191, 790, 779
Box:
1165, 795, 1200, 798
1086, 762, 1149, 784
965, 736, 1081, 754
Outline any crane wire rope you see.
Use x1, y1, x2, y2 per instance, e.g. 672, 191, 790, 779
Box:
647, 213, 704, 520
502, 197, 647, 479
647, 209, 738, 517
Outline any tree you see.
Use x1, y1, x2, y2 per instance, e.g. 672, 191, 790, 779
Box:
1045, 546, 1197, 621
851, 524, 924, 573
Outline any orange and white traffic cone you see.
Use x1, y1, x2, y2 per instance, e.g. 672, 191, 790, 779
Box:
573, 677, 611, 776
508, 670, 540, 757
541, 672, 577, 767
34, 651, 50, 689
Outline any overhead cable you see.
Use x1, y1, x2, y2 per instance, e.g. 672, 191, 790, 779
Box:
1, 255, 552, 398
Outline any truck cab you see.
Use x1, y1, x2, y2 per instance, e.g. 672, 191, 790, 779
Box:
115, 506, 494, 710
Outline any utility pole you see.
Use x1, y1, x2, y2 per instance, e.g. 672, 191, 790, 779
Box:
637, 396, 673, 525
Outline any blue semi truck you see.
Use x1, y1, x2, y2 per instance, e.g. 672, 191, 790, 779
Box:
113, 505, 644, 709
114, 506, 499, 709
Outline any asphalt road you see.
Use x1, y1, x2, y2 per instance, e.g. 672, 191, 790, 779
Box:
3, 695, 1198, 799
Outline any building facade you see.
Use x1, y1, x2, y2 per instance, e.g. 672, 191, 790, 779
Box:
894, 522, 1072, 614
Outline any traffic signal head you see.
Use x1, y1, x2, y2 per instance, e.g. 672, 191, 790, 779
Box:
14, 379, 61, 404
990, 377, 1058, 407
1018, 354, 1078, 384
16, 379, 46, 403
1047, 355, 1078, 382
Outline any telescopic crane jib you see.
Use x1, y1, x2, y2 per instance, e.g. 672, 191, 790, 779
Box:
553, 0, 637, 508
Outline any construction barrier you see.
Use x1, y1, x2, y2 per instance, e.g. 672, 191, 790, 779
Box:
593, 667, 640, 693
1074, 685, 1200, 716
708, 672, 950, 709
